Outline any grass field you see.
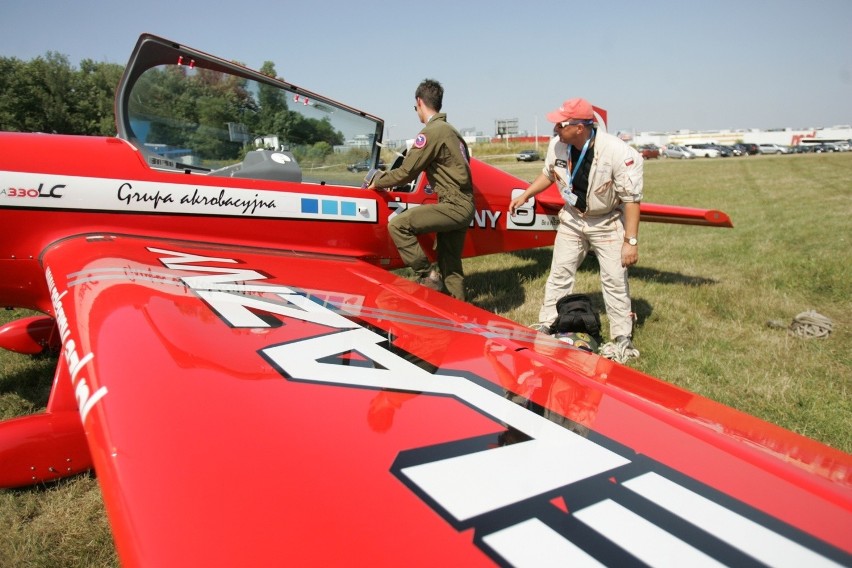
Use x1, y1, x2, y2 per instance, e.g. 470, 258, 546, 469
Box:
1, 151, 850, 566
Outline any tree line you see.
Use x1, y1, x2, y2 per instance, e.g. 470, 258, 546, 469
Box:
0, 53, 344, 159
0, 52, 123, 135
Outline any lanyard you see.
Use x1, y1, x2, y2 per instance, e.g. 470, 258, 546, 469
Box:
569, 128, 595, 186
557, 128, 594, 208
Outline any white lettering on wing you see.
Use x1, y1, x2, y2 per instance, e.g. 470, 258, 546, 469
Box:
45, 267, 105, 424
262, 328, 628, 522
152, 246, 841, 567
150, 247, 359, 329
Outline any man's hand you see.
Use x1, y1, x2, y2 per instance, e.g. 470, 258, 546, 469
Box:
509, 195, 528, 215
362, 168, 382, 190
509, 173, 553, 215
621, 243, 638, 267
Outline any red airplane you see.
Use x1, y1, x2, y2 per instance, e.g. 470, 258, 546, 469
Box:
1, 34, 849, 567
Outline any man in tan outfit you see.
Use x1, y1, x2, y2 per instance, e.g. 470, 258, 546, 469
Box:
509, 98, 643, 363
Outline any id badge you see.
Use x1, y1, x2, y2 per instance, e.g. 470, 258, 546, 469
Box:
561, 184, 578, 206
553, 166, 577, 206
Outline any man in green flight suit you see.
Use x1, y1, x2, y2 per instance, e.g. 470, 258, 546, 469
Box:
367, 78, 474, 301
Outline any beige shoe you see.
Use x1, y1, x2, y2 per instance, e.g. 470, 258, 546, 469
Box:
600, 335, 640, 363
417, 272, 443, 291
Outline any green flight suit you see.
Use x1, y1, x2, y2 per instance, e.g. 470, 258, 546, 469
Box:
373, 113, 474, 300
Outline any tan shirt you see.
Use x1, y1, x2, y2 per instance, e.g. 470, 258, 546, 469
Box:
542, 130, 643, 216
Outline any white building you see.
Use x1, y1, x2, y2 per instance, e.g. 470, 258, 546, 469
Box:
630, 125, 852, 148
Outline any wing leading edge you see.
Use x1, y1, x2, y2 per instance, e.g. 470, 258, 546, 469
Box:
40, 234, 850, 567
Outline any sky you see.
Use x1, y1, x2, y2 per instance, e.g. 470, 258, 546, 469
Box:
2, 0, 850, 140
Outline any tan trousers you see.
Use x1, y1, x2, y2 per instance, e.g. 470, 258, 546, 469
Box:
538, 207, 633, 339
389, 200, 474, 300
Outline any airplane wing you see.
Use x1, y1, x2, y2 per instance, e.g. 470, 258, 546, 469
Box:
40, 233, 850, 567
533, 185, 733, 228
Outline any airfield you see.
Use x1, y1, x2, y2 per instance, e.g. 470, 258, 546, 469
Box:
1, 149, 850, 566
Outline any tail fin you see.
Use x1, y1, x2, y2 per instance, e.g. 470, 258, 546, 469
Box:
461, 158, 732, 260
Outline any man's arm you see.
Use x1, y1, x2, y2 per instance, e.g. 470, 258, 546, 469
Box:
509, 172, 555, 214
621, 201, 640, 267
369, 127, 442, 189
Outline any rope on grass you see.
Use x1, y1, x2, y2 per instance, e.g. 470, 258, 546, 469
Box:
788, 310, 833, 339
768, 310, 833, 339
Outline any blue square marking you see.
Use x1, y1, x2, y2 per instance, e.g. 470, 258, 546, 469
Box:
301, 198, 318, 214
341, 201, 357, 216
322, 200, 338, 215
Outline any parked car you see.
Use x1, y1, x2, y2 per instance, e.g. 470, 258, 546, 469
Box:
639, 144, 660, 159
347, 159, 387, 172
757, 143, 790, 155
663, 145, 694, 159
516, 149, 541, 162
790, 144, 812, 154
733, 143, 759, 156
710, 144, 733, 157
684, 143, 721, 158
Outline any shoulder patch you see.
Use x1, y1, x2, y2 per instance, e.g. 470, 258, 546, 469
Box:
414, 133, 427, 149
460, 141, 470, 162
624, 157, 635, 166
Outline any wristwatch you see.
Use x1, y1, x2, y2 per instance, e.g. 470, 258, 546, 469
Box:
624, 236, 638, 246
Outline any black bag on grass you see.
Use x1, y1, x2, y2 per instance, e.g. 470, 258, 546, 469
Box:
549, 293, 602, 343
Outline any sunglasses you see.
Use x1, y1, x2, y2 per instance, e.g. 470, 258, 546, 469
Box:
558, 120, 593, 128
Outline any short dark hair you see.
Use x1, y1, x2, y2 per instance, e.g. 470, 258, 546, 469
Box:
415, 79, 443, 112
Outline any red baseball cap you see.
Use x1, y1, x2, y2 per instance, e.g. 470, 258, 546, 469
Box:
546, 98, 595, 123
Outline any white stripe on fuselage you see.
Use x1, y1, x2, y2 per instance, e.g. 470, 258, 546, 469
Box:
0, 171, 378, 222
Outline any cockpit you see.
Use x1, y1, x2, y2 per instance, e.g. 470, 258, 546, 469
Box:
117, 35, 392, 188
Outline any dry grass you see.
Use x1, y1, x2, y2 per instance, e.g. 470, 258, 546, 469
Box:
0, 474, 115, 568
471, 152, 852, 451
1, 151, 850, 565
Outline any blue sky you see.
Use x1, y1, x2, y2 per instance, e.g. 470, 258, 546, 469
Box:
2, 0, 850, 139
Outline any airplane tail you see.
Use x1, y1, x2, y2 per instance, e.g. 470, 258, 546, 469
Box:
461, 157, 732, 260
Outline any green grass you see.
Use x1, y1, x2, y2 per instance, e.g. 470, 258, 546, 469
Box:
1, 151, 850, 565
471, 152, 852, 450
